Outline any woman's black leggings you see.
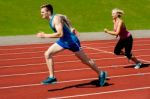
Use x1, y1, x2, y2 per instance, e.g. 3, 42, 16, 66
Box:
114, 35, 133, 59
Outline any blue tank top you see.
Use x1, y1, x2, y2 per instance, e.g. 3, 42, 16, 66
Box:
49, 14, 78, 45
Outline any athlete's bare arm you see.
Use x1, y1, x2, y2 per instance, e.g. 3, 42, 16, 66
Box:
37, 16, 64, 38
104, 19, 123, 36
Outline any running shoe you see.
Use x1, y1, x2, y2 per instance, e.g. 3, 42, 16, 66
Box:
42, 77, 57, 85
134, 62, 142, 69
99, 71, 107, 86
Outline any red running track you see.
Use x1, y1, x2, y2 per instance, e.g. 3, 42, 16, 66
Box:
0, 38, 150, 99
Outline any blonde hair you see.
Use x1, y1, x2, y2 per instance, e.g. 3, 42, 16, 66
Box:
112, 8, 124, 17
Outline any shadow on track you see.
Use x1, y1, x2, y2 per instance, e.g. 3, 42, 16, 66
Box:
48, 79, 113, 92
124, 63, 150, 68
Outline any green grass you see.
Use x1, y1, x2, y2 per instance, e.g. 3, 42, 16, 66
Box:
0, 0, 150, 36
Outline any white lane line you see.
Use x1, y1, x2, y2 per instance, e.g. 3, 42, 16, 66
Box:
0, 39, 149, 52
0, 52, 106, 61
84, 46, 150, 64
0, 63, 45, 68
139, 58, 150, 63
0, 42, 149, 56
0, 64, 135, 78
0, 51, 44, 56
0, 41, 113, 51
0, 54, 149, 69
84, 43, 150, 50
0, 48, 150, 61
0, 72, 150, 90
0, 48, 149, 61
86, 46, 150, 66
0, 39, 149, 51
49, 86, 150, 99
83, 46, 113, 54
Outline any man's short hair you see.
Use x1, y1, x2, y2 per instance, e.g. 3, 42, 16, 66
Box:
41, 4, 53, 14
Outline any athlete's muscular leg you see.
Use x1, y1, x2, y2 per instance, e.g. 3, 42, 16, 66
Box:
74, 49, 100, 75
44, 43, 64, 77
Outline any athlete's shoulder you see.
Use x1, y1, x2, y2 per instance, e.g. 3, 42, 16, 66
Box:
117, 19, 124, 27
53, 14, 65, 18
56, 13, 66, 19
52, 14, 62, 23
118, 18, 123, 23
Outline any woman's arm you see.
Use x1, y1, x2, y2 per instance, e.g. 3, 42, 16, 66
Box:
104, 20, 123, 36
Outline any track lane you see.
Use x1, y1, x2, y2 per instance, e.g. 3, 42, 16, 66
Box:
0, 38, 150, 99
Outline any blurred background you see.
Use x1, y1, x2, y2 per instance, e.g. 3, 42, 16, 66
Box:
0, 0, 150, 36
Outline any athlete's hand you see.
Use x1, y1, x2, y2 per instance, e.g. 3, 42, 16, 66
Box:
72, 28, 80, 37
104, 28, 108, 33
36, 32, 45, 38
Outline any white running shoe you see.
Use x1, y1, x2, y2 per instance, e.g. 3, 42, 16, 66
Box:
134, 62, 142, 69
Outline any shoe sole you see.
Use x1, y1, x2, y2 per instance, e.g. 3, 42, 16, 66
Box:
41, 79, 57, 85
134, 66, 141, 69
41, 81, 57, 85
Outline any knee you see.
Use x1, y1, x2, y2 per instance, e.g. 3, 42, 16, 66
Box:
44, 51, 52, 59
89, 59, 95, 65
114, 50, 120, 55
